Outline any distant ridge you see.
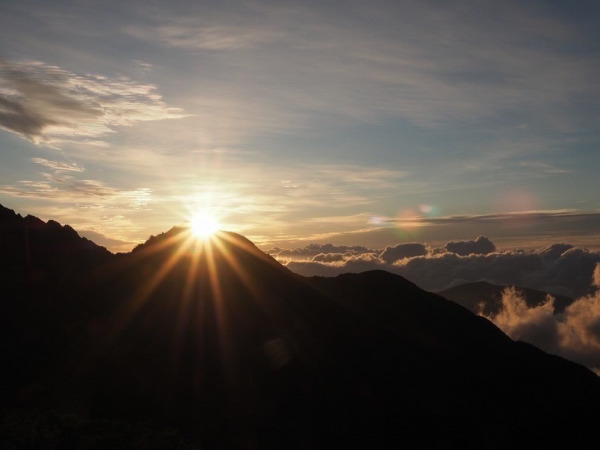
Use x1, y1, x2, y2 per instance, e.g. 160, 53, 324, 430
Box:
1, 203, 599, 449
439, 280, 574, 314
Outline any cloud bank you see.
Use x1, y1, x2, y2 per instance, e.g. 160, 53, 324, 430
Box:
273, 237, 600, 298
274, 236, 600, 371
380, 243, 428, 264
268, 243, 372, 261
444, 236, 496, 256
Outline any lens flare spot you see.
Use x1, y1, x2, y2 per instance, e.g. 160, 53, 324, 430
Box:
397, 209, 422, 228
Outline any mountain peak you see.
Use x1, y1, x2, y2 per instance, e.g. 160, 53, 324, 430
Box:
3, 203, 600, 448
127, 226, 289, 286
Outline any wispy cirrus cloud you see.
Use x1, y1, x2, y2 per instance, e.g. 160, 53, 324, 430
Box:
30, 157, 84, 172
0, 60, 185, 145
371, 210, 600, 233
0, 175, 151, 209
0, 176, 122, 201
0, 152, 152, 220
126, 1, 600, 135
125, 21, 284, 51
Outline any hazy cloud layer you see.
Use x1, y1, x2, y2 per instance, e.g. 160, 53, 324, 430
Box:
126, 20, 284, 51
277, 238, 600, 298
0, 60, 184, 145
484, 270, 600, 372
125, 1, 600, 132
77, 229, 132, 253
378, 210, 600, 230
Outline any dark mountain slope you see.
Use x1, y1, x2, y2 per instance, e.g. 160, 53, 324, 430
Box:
438, 280, 574, 315
1, 204, 600, 448
0, 205, 112, 286
0, 206, 114, 426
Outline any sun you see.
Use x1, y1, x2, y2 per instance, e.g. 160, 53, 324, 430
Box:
190, 212, 220, 239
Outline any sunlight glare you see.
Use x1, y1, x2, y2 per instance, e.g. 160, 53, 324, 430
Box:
190, 212, 220, 238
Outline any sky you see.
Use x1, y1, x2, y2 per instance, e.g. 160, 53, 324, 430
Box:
1, 0, 600, 253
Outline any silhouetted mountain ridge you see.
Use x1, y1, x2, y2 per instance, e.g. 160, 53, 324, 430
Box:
0, 205, 112, 287
1, 204, 599, 448
131, 225, 185, 253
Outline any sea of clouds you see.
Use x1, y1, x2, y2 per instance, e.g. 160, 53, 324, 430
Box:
270, 236, 600, 372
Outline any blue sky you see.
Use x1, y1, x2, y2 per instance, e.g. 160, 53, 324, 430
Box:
1, 0, 599, 252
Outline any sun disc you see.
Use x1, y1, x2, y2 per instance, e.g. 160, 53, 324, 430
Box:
190, 213, 220, 238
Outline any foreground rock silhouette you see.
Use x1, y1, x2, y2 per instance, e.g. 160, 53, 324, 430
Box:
1, 204, 599, 448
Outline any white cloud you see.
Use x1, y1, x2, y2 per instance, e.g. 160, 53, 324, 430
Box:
30, 157, 85, 172
483, 265, 600, 372
484, 287, 559, 349
0, 60, 185, 145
